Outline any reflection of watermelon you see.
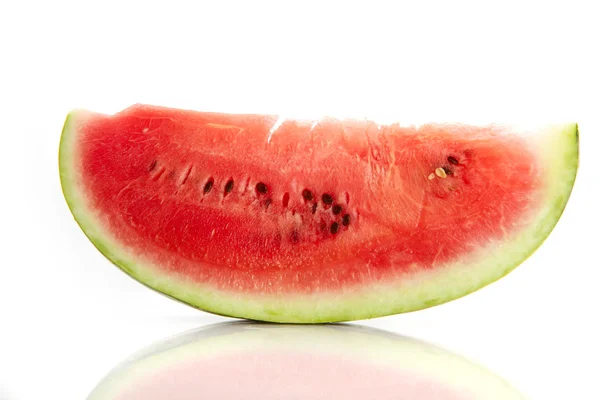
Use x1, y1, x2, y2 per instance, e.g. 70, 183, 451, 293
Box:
60, 105, 578, 322
87, 323, 526, 400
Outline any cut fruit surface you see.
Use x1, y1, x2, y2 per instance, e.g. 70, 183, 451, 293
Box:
87, 323, 526, 400
59, 105, 578, 322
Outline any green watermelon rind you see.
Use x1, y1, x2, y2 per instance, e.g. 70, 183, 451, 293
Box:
60, 111, 579, 323
87, 323, 526, 400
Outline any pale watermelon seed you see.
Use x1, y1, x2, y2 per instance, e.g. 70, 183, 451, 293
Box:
291, 230, 300, 243
180, 165, 193, 185
148, 160, 157, 172
282, 192, 290, 207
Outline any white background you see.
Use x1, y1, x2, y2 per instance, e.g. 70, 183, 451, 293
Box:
1, 1, 599, 399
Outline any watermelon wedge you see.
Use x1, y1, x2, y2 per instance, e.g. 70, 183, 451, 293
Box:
59, 105, 578, 322
87, 322, 526, 399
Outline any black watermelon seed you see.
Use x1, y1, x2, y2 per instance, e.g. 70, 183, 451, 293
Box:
330, 222, 339, 234
322, 193, 334, 205
148, 160, 157, 172
342, 214, 351, 226
302, 189, 314, 201
203, 179, 214, 194
443, 167, 452, 175
448, 156, 459, 165
332, 204, 343, 215
224, 179, 234, 194
256, 182, 268, 194
311, 203, 318, 214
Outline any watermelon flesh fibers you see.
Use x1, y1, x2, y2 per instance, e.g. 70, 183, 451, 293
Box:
59, 105, 578, 322
86, 323, 526, 400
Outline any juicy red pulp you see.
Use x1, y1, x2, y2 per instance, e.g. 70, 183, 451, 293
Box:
77, 105, 541, 293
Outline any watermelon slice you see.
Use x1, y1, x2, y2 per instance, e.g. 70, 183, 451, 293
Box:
86, 322, 526, 399
59, 105, 578, 322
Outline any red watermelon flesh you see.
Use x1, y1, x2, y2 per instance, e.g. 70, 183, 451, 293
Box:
60, 105, 578, 322
86, 323, 525, 400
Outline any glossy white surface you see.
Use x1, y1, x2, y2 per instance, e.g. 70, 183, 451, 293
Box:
85, 323, 527, 400
1, 1, 599, 399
